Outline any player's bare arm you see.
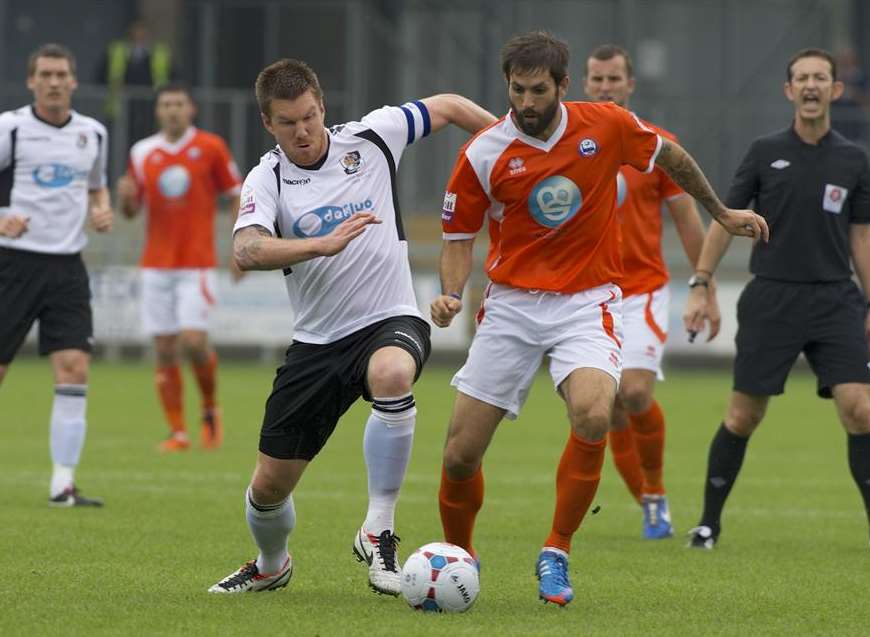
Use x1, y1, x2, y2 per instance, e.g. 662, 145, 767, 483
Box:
88, 187, 113, 233
849, 223, 870, 342
431, 239, 474, 328
233, 213, 380, 271
226, 194, 245, 282
683, 221, 734, 341
0, 214, 29, 238
656, 139, 769, 242
115, 174, 140, 219
420, 94, 498, 135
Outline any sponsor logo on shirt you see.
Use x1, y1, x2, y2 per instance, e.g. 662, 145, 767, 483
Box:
770, 159, 790, 170
239, 186, 255, 215
293, 198, 374, 237
578, 138, 599, 157
616, 171, 627, 208
340, 151, 362, 175
508, 157, 526, 176
442, 191, 456, 221
158, 165, 192, 198
822, 183, 848, 214
31, 163, 87, 188
282, 176, 311, 186
528, 175, 582, 228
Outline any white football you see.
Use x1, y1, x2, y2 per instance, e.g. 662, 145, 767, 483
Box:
400, 542, 480, 613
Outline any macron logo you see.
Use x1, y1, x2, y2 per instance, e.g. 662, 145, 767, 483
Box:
770, 159, 790, 170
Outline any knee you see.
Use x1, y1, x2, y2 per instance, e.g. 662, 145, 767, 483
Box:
442, 436, 482, 479
725, 405, 765, 436
55, 354, 88, 385
840, 399, 870, 434
568, 401, 611, 442
249, 473, 291, 505
367, 359, 413, 397
619, 383, 653, 414
180, 334, 210, 363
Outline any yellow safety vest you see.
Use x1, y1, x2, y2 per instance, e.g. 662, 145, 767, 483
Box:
104, 40, 172, 118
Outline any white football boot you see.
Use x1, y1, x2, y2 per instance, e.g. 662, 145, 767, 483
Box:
353, 527, 401, 595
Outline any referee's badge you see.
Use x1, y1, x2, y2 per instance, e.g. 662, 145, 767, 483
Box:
822, 183, 847, 214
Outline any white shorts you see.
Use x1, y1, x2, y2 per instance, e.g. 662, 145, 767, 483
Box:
141, 268, 217, 336
621, 284, 669, 379
451, 282, 623, 420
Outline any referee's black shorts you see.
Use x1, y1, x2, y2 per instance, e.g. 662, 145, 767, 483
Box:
0, 247, 94, 364
733, 276, 870, 398
258, 315, 431, 461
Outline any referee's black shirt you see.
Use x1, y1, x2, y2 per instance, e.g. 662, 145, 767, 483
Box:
725, 126, 870, 282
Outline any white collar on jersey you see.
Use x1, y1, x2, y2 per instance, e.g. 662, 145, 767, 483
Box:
156, 126, 197, 153
505, 102, 568, 152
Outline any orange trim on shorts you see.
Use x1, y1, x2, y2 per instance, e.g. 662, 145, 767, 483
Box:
475, 282, 493, 326
199, 271, 216, 306
643, 292, 667, 344
599, 290, 621, 348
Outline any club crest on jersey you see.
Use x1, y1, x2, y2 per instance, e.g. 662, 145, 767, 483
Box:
578, 138, 599, 157
76, 133, 88, 148
293, 199, 374, 237
341, 151, 362, 175
528, 176, 582, 229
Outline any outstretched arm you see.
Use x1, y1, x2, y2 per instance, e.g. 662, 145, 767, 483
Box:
656, 139, 768, 242
420, 94, 498, 135
233, 213, 380, 271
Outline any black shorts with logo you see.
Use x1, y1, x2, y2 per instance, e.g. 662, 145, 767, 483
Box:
733, 277, 870, 398
0, 247, 94, 364
259, 315, 431, 461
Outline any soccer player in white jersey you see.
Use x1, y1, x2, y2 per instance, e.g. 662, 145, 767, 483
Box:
0, 44, 113, 507
208, 59, 496, 596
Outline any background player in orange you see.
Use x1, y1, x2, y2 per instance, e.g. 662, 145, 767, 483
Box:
117, 83, 242, 452
431, 31, 767, 606
583, 44, 720, 538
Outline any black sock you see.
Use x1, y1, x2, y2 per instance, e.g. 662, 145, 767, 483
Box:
699, 423, 750, 536
847, 432, 870, 525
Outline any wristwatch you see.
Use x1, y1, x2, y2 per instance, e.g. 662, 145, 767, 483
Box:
688, 274, 709, 289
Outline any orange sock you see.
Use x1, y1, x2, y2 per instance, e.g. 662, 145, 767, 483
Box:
608, 427, 643, 503
192, 351, 218, 411
630, 400, 666, 495
546, 432, 606, 553
439, 465, 484, 555
155, 365, 185, 434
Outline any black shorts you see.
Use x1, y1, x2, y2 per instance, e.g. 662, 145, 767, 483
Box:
259, 315, 431, 461
733, 277, 870, 398
0, 247, 93, 364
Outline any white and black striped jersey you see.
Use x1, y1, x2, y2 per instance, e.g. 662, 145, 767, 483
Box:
0, 106, 107, 254
234, 102, 431, 344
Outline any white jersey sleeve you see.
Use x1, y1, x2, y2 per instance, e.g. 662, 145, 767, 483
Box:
359, 101, 431, 165
0, 112, 14, 172
233, 151, 280, 237
88, 120, 108, 190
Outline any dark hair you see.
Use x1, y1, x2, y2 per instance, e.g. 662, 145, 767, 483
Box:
28, 43, 76, 76
155, 82, 194, 102
787, 48, 837, 81
501, 31, 570, 85
255, 58, 323, 117
587, 44, 634, 78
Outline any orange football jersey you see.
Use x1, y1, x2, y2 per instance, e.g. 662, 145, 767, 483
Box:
128, 127, 241, 268
442, 101, 662, 293
615, 120, 685, 297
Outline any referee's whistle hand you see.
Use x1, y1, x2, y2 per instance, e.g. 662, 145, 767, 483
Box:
430, 295, 462, 328
719, 209, 769, 242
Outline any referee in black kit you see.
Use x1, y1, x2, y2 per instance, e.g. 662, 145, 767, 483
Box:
683, 48, 870, 549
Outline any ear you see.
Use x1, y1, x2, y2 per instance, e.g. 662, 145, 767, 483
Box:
627, 76, 636, 97
26, 74, 35, 91
831, 80, 845, 102
784, 81, 795, 103
558, 75, 570, 100
261, 112, 274, 136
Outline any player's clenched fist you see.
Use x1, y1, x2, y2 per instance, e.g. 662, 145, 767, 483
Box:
0, 214, 29, 238
318, 212, 381, 256
89, 204, 114, 233
430, 295, 463, 328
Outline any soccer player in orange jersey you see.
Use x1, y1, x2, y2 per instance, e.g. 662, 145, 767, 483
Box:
583, 44, 721, 538
116, 83, 242, 452
431, 31, 767, 606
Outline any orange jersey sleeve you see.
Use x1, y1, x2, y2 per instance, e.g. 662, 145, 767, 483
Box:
209, 135, 242, 195
442, 147, 492, 238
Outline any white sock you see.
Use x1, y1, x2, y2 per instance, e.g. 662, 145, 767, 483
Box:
363, 394, 416, 534
246, 487, 295, 574
49, 385, 87, 497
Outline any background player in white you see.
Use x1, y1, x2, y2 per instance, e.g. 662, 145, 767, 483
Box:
0, 44, 112, 506
208, 59, 495, 595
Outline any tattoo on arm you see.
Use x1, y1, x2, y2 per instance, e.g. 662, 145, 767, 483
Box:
233, 224, 273, 270
657, 141, 725, 220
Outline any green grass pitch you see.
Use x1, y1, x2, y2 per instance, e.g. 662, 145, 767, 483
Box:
1, 359, 868, 635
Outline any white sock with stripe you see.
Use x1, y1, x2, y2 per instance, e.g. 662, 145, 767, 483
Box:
246, 487, 295, 574
49, 384, 87, 497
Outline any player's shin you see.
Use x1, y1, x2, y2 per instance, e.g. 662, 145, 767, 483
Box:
439, 465, 484, 556
246, 487, 295, 574
362, 395, 416, 533
49, 384, 87, 496
847, 432, 870, 527
545, 432, 606, 552
699, 423, 749, 536
608, 427, 644, 502
155, 365, 185, 435
630, 400, 667, 495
